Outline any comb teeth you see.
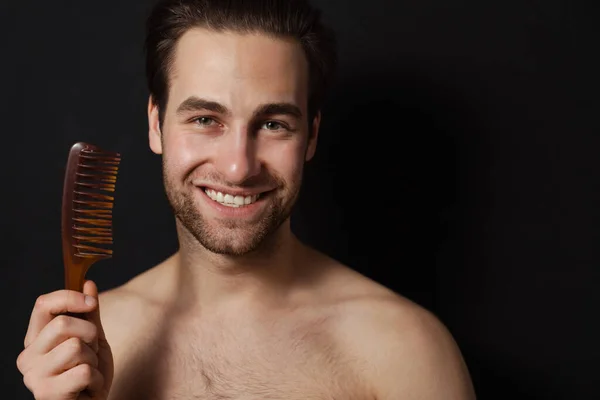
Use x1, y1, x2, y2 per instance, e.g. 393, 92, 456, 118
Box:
73, 147, 121, 258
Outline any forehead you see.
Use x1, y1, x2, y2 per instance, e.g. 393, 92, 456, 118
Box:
168, 28, 310, 109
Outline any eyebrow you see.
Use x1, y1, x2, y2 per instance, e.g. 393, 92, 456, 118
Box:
252, 103, 303, 120
175, 96, 303, 120
176, 97, 230, 116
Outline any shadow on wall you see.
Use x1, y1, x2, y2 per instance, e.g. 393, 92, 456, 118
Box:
293, 67, 485, 311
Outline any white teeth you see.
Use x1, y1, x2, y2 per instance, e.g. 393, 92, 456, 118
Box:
204, 189, 261, 207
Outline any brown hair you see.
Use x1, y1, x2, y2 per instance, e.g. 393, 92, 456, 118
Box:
145, 0, 338, 124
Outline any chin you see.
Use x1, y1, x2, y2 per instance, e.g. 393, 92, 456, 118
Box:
198, 232, 266, 256
180, 217, 285, 256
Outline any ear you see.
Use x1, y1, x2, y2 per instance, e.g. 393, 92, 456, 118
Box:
148, 96, 163, 155
305, 111, 321, 161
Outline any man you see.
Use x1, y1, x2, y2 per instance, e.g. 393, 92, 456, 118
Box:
17, 0, 476, 398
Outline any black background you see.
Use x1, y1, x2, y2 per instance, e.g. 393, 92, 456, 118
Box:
2, 0, 599, 399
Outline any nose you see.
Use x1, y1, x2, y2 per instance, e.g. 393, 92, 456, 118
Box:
214, 127, 261, 184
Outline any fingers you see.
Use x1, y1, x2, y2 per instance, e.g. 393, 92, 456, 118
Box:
32, 315, 99, 355
43, 337, 99, 376
58, 364, 105, 396
18, 280, 112, 399
25, 289, 97, 348
23, 364, 105, 400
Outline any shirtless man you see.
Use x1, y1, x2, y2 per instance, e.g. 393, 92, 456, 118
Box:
17, 0, 476, 398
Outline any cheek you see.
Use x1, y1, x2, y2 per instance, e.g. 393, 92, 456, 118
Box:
164, 130, 216, 174
260, 139, 306, 180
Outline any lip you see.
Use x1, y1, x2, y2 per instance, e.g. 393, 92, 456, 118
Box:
196, 186, 270, 218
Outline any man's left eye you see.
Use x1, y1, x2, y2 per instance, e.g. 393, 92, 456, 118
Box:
263, 121, 285, 131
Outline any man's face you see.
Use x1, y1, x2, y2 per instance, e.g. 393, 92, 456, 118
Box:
148, 28, 319, 256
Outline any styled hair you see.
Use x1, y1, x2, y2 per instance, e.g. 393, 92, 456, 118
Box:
144, 0, 338, 124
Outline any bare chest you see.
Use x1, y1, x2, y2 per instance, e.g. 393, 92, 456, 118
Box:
109, 316, 371, 400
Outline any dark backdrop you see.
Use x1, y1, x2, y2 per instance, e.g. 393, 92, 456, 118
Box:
1, 0, 598, 399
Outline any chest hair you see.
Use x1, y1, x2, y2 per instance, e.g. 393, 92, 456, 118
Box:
111, 313, 372, 400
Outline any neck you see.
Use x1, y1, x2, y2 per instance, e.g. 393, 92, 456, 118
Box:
170, 219, 306, 312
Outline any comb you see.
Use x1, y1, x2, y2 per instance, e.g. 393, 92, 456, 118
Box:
61, 142, 121, 292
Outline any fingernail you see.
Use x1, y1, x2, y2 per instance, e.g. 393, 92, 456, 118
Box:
85, 295, 97, 306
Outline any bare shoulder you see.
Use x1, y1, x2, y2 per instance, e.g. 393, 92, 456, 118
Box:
97, 284, 147, 347
97, 255, 176, 351
315, 260, 476, 400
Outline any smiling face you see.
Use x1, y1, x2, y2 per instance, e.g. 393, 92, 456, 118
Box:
148, 28, 320, 256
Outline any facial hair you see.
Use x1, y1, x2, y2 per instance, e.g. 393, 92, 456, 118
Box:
162, 161, 303, 256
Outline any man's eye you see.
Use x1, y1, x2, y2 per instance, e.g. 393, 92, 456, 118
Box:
195, 117, 216, 126
262, 121, 285, 131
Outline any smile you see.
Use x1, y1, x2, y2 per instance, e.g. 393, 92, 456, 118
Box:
203, 188, 261, 208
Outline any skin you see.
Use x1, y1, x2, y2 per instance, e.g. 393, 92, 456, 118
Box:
18, 28, 476, 399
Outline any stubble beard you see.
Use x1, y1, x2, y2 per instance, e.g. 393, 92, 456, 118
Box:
163, 163, 302, 256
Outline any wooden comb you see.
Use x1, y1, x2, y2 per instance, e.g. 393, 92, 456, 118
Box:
61, 142, 121, 292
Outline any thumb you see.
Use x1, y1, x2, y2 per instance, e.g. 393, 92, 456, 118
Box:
82, 279, 107, 341
82, 279, 115, 395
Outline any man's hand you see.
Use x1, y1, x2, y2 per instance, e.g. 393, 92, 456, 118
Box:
17, 280, 114, 400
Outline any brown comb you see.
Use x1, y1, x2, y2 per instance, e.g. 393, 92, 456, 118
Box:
61, 142, 121, 292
